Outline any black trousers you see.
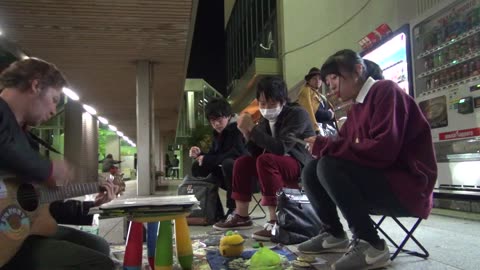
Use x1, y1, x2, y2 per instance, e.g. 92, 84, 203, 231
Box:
1, 226, 113, 270
191, 158, 235, 210
302, 156, 408, 244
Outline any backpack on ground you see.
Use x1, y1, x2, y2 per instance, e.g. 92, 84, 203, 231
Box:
177, 174, 224, 225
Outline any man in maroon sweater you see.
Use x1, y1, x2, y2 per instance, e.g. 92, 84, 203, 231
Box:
298, 49, 437, 270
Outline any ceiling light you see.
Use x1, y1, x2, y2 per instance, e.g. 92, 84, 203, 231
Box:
97, 116, 108, 125
0, 30, 3, 36
63, 87, 79, 101
108, 125, 117, 131
82, 104, 97, 115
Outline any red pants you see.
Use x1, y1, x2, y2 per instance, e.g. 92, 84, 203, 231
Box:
231, 153, 301, 206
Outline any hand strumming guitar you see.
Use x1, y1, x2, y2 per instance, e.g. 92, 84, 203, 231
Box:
94, 181, 119, 206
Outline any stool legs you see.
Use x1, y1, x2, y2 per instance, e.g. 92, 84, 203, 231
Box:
155, 221, 173, 270
147, 222, 159, 269
123, 221, 143, 270
174, 217, 193, 269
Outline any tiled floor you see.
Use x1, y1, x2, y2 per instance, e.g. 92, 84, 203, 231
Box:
98, 179, 480, 270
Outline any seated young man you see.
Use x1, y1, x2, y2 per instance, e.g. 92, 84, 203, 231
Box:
213, 76, 315, 241
299, 49, 437, 270
189, 97, 248, 217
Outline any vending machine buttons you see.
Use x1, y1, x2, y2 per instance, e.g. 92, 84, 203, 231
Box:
458, 96, 474, 114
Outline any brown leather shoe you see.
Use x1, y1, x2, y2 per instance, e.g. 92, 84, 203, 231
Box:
213, 214, 253, 231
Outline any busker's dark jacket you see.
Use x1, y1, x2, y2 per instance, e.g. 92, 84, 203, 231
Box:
0, 97, 94, 225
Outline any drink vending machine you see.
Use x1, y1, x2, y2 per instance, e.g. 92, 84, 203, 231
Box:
411, 0, 480, 197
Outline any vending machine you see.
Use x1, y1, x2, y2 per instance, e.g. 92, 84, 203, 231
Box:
362, 24, 414, 97
410, 0, 480, 197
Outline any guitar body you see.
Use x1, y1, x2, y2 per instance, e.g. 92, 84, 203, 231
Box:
0, 178, 57, 267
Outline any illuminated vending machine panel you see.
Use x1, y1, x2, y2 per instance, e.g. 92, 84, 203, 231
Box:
362, 24, 413, 97
411, 0, 480, 195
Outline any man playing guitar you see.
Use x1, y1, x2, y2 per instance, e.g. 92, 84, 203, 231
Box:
0, 58, 117, 269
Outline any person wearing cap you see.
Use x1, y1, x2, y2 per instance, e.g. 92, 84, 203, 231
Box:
297, 67, 335, 135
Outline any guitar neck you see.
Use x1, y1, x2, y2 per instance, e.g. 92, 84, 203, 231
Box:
39, 183, 99, 204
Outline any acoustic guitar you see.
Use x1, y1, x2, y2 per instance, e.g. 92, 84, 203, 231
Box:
0, 176, 119, 267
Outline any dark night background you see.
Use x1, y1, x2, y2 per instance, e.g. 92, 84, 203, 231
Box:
187, 0, 227, 97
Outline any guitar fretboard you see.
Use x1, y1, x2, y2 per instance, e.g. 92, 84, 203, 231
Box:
39, 183, 99, 203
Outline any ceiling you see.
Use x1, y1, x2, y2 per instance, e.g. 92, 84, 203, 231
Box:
0, 0, 197, 141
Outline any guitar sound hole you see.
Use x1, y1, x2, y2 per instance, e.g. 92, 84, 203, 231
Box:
17, 183, 39, 212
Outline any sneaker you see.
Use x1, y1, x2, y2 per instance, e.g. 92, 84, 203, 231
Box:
332, 239, 390, 270
298, 231, 349, 254
223, 208, 236, 220
213, 214, 253, 231
252, 221, 276, 241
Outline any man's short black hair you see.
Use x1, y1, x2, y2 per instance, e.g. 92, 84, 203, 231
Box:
320, 49, 367, 82
205, 97, 232, 119
256, 76, 289, 104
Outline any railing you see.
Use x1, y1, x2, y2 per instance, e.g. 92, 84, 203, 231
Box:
225, 0, 277, 96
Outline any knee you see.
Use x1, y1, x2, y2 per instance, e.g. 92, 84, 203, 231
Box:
317, 156, 338, 185
221, 158, 234, 169
92, 235, 111, 256
233, 155, 253, 170
255, 153, 276, 169
301, 159, 318, 186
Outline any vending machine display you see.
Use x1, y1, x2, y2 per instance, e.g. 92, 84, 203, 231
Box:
362, 24, 413, 96
411, 0, 480, 195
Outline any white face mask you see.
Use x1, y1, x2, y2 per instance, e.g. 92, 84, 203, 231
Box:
260, 106, 283, 121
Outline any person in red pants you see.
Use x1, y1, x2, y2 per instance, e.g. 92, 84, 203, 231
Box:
212, 76, 315, 241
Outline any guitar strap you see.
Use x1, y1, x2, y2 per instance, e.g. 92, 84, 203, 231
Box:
28, 131, 63, 155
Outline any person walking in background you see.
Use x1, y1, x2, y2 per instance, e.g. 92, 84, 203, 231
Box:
164, 153, 172, 178
101, 153, 121, 173
171, 154, 180, 179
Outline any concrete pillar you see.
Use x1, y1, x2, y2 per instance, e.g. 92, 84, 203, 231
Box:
64, 101, 99, 183
136, 60, 153, 196
154, 117, 162, 171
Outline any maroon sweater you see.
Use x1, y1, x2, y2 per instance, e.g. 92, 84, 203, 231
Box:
312, 80, 437, 219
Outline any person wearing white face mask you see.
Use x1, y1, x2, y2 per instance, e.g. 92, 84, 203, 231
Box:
212, 76, 315, 242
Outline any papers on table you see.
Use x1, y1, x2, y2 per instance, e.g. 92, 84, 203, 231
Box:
89, 195, 200, 218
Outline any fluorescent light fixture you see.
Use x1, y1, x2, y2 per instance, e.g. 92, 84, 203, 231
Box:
117, 131, 124, 137
97, 116, 108, 125
82, 104, 97, 115
63, 87, 80, 101
108, 125, 117, 131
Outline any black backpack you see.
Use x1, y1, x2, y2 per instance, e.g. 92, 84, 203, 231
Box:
271, 188, 323, 244
177, 174, 224, 225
